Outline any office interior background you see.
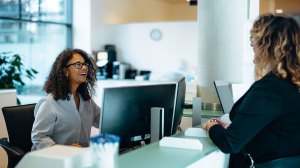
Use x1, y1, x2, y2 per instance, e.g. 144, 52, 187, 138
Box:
1, 0, 300, 167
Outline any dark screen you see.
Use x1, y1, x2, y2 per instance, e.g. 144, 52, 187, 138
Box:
214, 80, 234, 114
100, 83, 177, 150
171, 77, 186, 135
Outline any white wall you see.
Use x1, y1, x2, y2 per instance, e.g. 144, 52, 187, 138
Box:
72, 1, 198, 77
73, 0, 259, 104
103, 21, 198, 79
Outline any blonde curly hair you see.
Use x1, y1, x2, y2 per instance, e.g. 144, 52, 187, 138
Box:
251, 13, 300, 91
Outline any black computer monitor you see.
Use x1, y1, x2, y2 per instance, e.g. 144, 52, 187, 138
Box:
214, 80, 234, 114
100, 83, 177, 151
171, 77, 186, 135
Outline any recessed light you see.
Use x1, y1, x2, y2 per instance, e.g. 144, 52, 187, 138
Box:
275, 9, 284, 14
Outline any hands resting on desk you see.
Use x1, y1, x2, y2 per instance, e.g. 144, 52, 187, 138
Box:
202, 118, 230, 133
71, 143, 82, 147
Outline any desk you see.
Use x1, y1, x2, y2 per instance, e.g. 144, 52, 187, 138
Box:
118, 131, 229, 168
180, 109, 224, 131
119, 109, 227, 168
17, 130, 229, 168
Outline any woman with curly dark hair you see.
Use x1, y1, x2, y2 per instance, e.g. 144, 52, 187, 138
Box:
203, 14, 300, 167
31, 48, 100, 150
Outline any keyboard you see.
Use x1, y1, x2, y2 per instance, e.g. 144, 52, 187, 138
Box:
159, 137, 203, 150
184, 128, 208, 138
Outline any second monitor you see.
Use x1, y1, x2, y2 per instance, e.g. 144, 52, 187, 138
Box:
100, 78, 185, 151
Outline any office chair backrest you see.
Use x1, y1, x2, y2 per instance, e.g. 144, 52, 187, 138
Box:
2, 104, 36, 153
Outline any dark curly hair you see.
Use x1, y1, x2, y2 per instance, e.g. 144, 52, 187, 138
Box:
44, 48, 97, 101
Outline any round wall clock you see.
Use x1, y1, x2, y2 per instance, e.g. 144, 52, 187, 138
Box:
150, 29, 163, 41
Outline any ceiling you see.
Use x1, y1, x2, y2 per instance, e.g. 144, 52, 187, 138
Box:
260, 0, 300, 14
158, 0, 300, 13
156, 0, 187, 4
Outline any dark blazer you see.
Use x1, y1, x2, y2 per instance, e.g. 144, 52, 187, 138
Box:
209, 73, 300, 165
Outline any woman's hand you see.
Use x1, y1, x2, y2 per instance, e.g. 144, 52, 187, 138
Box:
203, 118, 219, 132
202, 118, 230, 132
71, 143, 81, 147
214, 118, 230, 128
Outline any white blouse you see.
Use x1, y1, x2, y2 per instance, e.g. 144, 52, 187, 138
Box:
31, 93, 100, 150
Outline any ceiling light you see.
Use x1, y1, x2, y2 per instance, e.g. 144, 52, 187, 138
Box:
275, 9, 284, 14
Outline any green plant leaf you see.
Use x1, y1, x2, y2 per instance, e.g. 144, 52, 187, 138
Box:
0, 52, 38, 89
31, 68, 38, 74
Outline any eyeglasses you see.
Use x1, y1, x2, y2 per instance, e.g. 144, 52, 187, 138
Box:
66, 62, 90, 69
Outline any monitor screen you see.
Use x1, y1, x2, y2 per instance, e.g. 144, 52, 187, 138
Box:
100, 83, 177, 151
171, 77, 186, 134
214, 80, 234, 114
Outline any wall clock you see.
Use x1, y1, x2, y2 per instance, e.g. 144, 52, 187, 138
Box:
150, 29, 163, 41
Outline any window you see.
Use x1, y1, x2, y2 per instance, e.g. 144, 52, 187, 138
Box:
0, 0, 72, 103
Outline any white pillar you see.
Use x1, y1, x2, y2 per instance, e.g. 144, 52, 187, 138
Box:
197, 0, 259, 103
73, 0, 107, 54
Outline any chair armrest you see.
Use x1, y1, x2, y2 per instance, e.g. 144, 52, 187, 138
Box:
0, 138, 25, 156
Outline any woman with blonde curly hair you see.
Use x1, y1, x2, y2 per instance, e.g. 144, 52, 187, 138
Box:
203, 14, 300, 167
31, 48, 100, 150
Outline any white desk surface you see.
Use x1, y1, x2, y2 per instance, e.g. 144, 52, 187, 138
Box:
118, 131, 228, 168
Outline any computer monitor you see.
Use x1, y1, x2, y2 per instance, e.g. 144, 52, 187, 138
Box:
100, 83, 177, 151
171, 77, 186, 134
214, 80, 234, 114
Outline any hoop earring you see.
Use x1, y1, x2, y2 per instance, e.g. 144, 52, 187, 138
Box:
66, 75, 69, 79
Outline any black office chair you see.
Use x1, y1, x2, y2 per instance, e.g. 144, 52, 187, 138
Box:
0, 104, 36, 168
255, 155, 300, 168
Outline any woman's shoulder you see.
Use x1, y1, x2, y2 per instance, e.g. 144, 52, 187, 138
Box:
34, 94, 56, 114
255, 73, 280, 85
37, 94, 55, 104
251, 73, 289, 95
257, 73, 293, 88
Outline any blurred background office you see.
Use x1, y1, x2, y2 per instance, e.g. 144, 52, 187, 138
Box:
2, 0, 300, 105
1, 0, 300, 167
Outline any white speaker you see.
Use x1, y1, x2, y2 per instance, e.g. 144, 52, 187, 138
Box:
192, 97, 202, 127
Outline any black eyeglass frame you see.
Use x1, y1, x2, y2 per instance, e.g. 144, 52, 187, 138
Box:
66, 62, 90, 69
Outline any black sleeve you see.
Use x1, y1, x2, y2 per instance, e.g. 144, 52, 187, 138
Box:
208, 79, 283, 153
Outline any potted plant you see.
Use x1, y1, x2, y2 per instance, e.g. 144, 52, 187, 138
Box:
0, 51, 38, 104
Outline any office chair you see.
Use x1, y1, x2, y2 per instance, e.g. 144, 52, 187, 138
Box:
0, 104, 36, 168
255, 155, 300, 168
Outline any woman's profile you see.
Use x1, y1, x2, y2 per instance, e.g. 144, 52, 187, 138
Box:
203, 14, 300, 167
